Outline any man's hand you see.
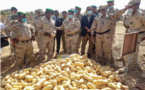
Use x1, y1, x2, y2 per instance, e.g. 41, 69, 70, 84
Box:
142, 37, 145, 41
13, 38, 19, 43
31, 36, 35, 41
85, 27, 91, 32
123, 24, 129, 29
85, 27, 88, 30
44, 32, 51, 36
66, 30, 71, 33
87, 29, 91, 32
91, 35, 94, 40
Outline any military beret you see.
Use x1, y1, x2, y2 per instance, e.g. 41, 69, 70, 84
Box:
91, 5, 97, 8
23, 13, 26, 16
17, 12, 24, 16
45, 8, 52, 12
62, 11, 67, 13
51, 9, 54, 12
75, 6, 81, 10
98, 5, 108, 10
107, 0, 114, 3
68, 9, 74, 13
35, 9, 42, 13
11, 7, 17, 11
126, 0, 140, 7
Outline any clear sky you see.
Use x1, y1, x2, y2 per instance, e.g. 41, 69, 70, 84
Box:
0, 0, 145, 13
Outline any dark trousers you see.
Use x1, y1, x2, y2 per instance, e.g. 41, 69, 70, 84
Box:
55, 30, 62, 53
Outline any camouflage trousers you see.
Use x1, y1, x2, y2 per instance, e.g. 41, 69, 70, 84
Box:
39, 35, 54, 60
35, 33, 41, 51
95, 33, 112, 60
65, 34, 79, 54
15, 40, 33, 68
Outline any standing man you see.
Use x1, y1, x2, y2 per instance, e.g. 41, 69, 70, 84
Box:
61, 11, 68, 53
107, 0, 121, 44
74, 6, 82, 54
4, 7, 18, 56
91, 5, 98, 16
4, 7, 18, 26
91, 5, 130, 65
54, 10, 63, 57
56, 10, 80, 54
31, 9, 43, 54
38, 8, 56, 62
123, 0, 145, 78
81, 6, 95, 58
5, 12, 35, 69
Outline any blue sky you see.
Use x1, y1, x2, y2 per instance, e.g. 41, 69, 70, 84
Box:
0, 0, 145, 13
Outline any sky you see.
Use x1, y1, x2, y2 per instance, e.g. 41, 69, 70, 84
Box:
0, 0, 145, 13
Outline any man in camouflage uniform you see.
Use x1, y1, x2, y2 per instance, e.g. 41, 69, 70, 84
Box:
5, 12, 35, 69
91, 5, 129, 65
106, 0, 121, 45
56, 10, 81, 54
61, 11, 68, 53
74, 6, 82, 54
123, 0, 145, 78
38, 8, 56, 62
4, 7, 18, 56
91, 5, 98, 16
31, 9, 43, 54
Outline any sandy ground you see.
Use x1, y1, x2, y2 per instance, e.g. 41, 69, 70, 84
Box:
1, 21, 145, 89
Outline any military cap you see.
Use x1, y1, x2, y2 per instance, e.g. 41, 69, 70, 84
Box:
107, 0, 114, 3
126, 0, 140, 7
11, 7, 17, 11
91, 5, 97, 8
17, 12, 24, 16
62, 11, 67, 13
35, 9, 42, 13
75, 6, 81, 10
98, 5, 108, 10
45, 8, 52, 12
68, 9, 74, 13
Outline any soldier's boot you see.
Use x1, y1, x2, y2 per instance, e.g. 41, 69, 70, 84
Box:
46, 55, 53, 62
98, 56, 104, 65
37, 55, 45, 64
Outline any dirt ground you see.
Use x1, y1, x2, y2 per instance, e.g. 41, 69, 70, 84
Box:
1, 21, 145, 90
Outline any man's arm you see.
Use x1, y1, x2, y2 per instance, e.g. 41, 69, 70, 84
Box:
111, 7, 129, 20
55, 23, 64, 30
67, 20, 81, 34
91, 19, 97, 36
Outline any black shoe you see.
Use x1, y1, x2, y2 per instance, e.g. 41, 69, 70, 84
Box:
87, 54, 91, 58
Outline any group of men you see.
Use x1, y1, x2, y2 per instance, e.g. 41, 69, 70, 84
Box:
3, 0, 145, 77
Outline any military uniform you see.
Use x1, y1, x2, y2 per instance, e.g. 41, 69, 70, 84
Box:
4, 14, 18, 56
31, 9, 43, 52
61, 18, 67, 52
107, 1, 122, 46
91, 5, 127, 63
123, 0, 145, 77
38, 16, 56, 60
5, 19, 35, 69
56, 17, 81, 54
75, 14, 82, 53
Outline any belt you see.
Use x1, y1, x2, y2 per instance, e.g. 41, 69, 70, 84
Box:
139, 31, 145, 34
19, 39, 31, 43
66, 33, 78, 37
96, 29, 110, 35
